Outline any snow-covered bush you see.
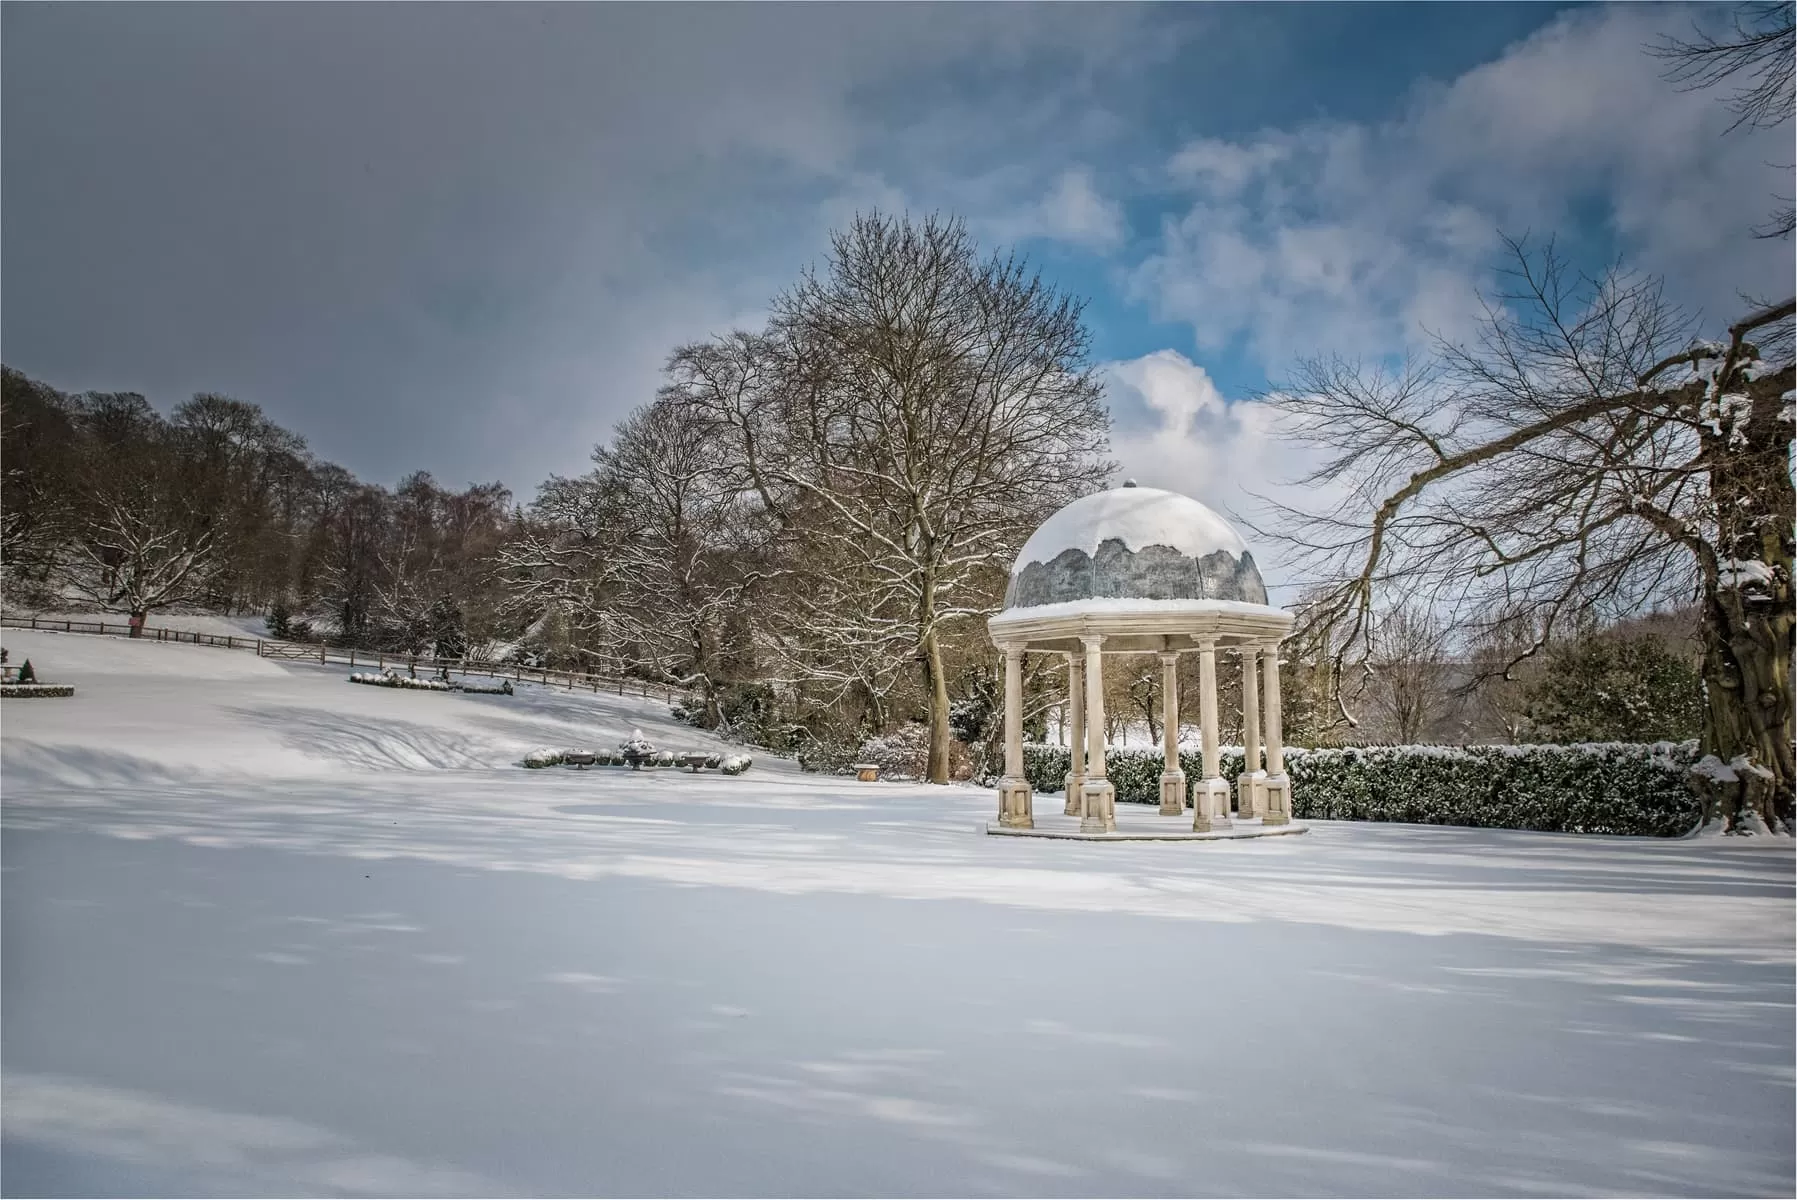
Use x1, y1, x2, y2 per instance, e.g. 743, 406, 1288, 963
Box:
652, 749, 677, 767
1014, 740, 1701, 836
720, 753, 753, 776
0, 682, 75, 698
458, 678, 514, 696
857, 724, 932, 780
522, 748, 566, 769
348, 672, 454, 691
797, 737, 860, 775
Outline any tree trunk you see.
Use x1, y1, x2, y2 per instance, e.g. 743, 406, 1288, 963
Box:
1693, 583, 1794, 833
920, 624, 952, 784
129, 608, 147, 638
1689, 363, 1795, 833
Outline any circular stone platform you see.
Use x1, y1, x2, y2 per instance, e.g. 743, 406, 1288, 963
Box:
984, 811, 1308, 842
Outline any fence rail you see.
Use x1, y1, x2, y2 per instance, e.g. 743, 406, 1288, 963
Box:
0, 613, 675, 702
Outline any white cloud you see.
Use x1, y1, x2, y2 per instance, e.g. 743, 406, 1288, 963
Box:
972, 166, 1129, 252
1034, 167, 1128, 249
1100, 350, 1341, 601
1166, 137, 1289, 196
1135, 5, 1793, 378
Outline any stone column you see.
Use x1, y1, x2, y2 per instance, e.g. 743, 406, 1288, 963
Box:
1237, 644, 1266, 819
1157, 651, 1186, 815
995, 644, 1033, 828
1192, 637, 1231, 832
1063, 651, 1087, 817
1261, 642, 1291, 826
1079, 635, 1116, 834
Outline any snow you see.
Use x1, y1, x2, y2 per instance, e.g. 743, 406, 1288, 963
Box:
1719, 558, 1777, 592
1689, 754, 1739, 784
3, 629, 1794, 1197
995, 596, 1284, 621
1013, 486, 1249, 569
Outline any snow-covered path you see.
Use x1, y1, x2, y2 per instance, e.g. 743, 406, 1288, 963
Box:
3, 631, 1792, 1197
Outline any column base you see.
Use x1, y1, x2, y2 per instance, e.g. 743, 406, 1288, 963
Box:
1262, 774, 1292, 826
1159, 769, 1187, 815
1079, 779, 1117, 834
1236, 770, 1269, 819
1192, 777, 1232, 832
996, 778, 1034, 829
1063, 771, 1087, 817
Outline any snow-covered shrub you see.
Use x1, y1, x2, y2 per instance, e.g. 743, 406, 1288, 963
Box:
652, 749, 677, 767
797, 738, 861, 775
720, 754, 753, 776
1015, 739, 1699, 836
0, 682, 74, 698
1285, 742, 1701, 835
348, 672, 454, 692
522, 749, 566, 769
858, 724, 932, 780
457, 679, 513, 696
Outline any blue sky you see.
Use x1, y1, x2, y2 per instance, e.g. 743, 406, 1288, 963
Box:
3, 1, 1789, 543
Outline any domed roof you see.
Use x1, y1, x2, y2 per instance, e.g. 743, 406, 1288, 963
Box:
1004, 484, 1267, 609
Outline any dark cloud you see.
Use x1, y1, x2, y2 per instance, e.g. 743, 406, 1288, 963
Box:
1, 2, 1162, 492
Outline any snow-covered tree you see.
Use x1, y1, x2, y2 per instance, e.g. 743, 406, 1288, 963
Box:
1268, 241, 1793, 831
665, 213, 1112, 782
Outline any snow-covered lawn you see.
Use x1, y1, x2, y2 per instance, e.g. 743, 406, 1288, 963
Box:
2, 630, 1792, 1197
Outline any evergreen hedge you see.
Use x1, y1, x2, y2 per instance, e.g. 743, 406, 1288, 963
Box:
1017, 740, 1700, 837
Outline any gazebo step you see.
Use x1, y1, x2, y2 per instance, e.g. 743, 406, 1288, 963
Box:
983, 818, 1307, 842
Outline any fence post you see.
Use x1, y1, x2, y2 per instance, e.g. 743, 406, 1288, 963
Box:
256, 639, 263, 657
320, 642, 326, 665
350, 650, 356, 668
30, 616, 38, 629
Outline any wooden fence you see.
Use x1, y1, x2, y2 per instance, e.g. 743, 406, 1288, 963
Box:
0, 613, 674, 701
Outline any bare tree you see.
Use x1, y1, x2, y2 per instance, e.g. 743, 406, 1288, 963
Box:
668, 213, 1112, 782
1651, 2, 1795, 237
60, 492, 214, 632
1460, 610, 1545, 743
1266, 239, 1794, 831
1361, 605, 1458, 744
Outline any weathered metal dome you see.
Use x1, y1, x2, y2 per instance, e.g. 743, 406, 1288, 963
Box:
1003, 484, 1267, 609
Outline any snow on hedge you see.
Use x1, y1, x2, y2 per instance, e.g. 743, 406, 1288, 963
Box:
1015, 740, 1702, 837
521, 747, 752, 774
348, 672, 514, 695
349, 672, 454, 691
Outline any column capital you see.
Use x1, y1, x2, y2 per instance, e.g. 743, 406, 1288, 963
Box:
1194, 635, 1218, 651
1079, 633, 1106, 651
1156, 649, 1180, 666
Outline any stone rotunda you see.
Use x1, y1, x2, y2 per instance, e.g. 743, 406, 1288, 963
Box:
986, 482, 1305, 841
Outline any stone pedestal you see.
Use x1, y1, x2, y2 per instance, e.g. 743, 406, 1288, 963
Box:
1080, 779, 1117, 834
997, 779, 1034, 829
1063, 771, 1087, 817
1192, 777, 1232, 832
1262, 774, 1291, 826
1237, 770, 1268, 819
1159, 769, 1187, 815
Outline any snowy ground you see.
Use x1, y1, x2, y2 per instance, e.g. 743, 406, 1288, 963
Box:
2, 629, 1792, 1198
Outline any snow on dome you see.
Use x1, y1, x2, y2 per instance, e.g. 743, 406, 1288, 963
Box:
1004, 486, 1267, 609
